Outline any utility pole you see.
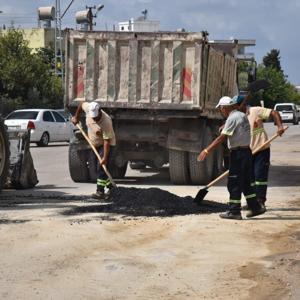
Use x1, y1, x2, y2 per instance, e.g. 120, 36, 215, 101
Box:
86, 6, 94, 31
76, 5, 104, 31
54, 0, 63, 81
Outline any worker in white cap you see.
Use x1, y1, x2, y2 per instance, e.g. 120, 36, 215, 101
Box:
72, 101, 116, 199
198, 96, 265, 219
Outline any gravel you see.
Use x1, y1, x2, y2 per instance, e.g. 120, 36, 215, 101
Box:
62, 187, 227, 217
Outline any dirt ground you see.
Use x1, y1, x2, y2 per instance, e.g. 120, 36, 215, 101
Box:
0, 124, 299, 300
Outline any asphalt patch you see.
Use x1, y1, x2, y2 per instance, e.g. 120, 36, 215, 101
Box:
61, 187, 227, 217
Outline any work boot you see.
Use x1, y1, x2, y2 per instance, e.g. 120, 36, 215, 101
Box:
91, 191, 106, 200
219, 211, 242, 220
258, 198, 266, 210
246, 205, 266, 218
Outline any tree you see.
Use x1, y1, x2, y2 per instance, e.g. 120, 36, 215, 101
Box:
253, 64, 300, 107
0, 30, 63, 115
247, 48, 300, 108
262, 49, 282, 72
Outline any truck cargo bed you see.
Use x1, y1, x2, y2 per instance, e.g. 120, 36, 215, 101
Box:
65, 30, 237, 113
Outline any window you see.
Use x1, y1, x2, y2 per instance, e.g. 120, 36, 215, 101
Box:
52, 111, 66, 123
275, 105, 294, 112
43, 111, 55, 122
6, 111, 38, 120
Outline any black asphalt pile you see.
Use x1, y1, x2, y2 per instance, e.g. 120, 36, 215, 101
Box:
62, 187, 227, 217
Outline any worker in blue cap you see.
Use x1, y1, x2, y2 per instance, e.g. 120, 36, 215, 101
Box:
234, 95, 284, 209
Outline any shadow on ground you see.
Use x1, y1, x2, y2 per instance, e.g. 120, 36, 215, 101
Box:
61, 187, 228, 217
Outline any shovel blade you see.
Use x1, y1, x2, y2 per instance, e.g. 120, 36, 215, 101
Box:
247, 79, 270, 93
193, 188, 208, 204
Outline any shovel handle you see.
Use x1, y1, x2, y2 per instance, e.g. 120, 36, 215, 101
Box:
206, 126, 288, 189
252, 126, 288, 155
76, 124, 117, 188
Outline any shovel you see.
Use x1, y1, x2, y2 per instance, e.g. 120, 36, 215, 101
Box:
76, 123, 117, 188
247, 79, 270, 94
194, 126, 288, 204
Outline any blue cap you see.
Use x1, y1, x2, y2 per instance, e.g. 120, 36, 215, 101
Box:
232, 95, 245, 105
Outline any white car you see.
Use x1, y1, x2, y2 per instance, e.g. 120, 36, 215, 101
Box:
274, 103, 299, 125
5, 109, 71, 146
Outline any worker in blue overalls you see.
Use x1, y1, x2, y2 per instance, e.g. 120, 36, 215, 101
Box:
198, 96, 265, 220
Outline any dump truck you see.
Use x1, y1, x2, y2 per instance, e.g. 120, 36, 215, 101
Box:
65, 30, 251, 185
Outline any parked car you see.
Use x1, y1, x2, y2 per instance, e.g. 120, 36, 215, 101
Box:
55, 109, 77, 130
274, 103, 299, 125
5, 109, 71, 146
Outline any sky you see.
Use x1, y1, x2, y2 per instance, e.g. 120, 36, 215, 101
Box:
0, 0, 299, 84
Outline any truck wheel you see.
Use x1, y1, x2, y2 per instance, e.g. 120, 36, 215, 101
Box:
213, 145, 224, 177
169, 149, 190, 184
87, 150, 98, 182
68, 144, 89, 182
0, 118, 10, 191
189, 126, 214, 184
110, 162, 128, 179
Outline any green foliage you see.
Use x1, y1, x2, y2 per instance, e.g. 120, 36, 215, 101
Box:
0, 30, 63, 115
251, 64, 300, 108
263, 49, 282, 72
247, 48, 300, 108
237, 61, 249, 91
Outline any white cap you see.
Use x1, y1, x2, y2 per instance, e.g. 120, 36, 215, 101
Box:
89, 102, 100, 118
215, 96, 235, 108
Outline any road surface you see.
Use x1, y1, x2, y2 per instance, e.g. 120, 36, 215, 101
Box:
0, 123, 299, 299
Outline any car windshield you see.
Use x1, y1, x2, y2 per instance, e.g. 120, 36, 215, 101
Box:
276, 105, 293, 111
56, 110, 70, 120
6, 111, 39, 120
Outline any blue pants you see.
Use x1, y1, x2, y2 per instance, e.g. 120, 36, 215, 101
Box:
253, 148, 270, 203
95, 146, 113, 192
228, 148, 261, 214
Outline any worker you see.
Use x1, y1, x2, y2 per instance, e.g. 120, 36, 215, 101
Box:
72, 102, 116, 200
198, 96, 265, 220
234, 95, 285, 208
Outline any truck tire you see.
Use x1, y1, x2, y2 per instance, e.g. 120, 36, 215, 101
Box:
189, 126, 214, 184
110, 162, 128, 179
109, 147, 128, 179
0, 118, 10, 191
169, 149, 190, 184
213, 145, 224, 177
88, 148, 128, 181
68, 144, 89, 182
87, 149, 98, 182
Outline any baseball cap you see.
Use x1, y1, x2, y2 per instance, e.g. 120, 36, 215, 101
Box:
232, 94, 245, 105
89, 102, 100, 118
215, 96, 235, 108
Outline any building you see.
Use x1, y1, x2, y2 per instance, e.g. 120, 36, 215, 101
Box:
0, 28, 57, 51
0, 27, 66, 54
119, 16, 160, 32
295, 85, 300, 94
